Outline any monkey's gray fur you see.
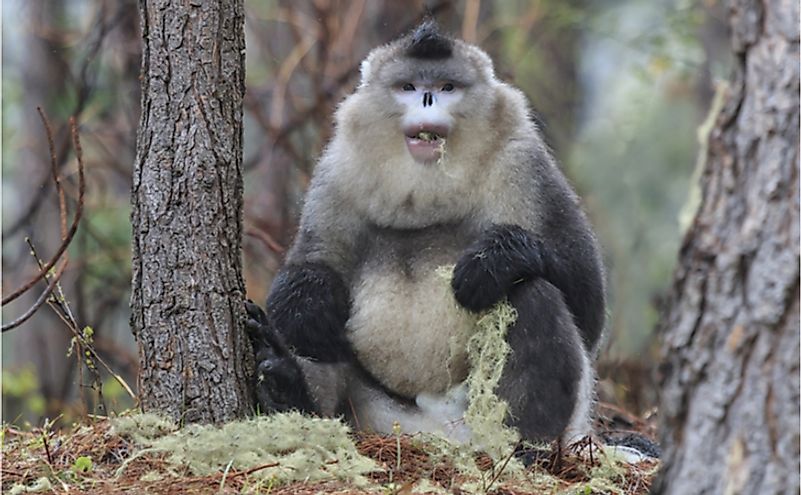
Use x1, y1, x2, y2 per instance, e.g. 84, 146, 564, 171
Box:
247, 20, 606, 446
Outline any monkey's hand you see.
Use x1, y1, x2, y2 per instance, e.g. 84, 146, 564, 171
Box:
452, 224, 545, 312
246, 300, 318, 415
266, 262, 353, 362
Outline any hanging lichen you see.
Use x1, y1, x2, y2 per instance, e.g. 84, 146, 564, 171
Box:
464, 299, 520, 459
435, 264, 521, 467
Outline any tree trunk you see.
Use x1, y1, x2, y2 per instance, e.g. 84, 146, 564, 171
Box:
654, 1, 799, 493
131, 0, 251, 423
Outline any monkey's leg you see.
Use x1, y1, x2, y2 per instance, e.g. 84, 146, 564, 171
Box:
345, 376, 471, 442
495, 279, 594, 444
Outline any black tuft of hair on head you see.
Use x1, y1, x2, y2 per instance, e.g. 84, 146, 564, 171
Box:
405, 19, 453, 60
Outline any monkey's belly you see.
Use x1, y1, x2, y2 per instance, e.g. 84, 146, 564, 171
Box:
347, 270, 478, 398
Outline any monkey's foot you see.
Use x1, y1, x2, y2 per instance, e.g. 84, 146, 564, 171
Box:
415, 383, 471, 442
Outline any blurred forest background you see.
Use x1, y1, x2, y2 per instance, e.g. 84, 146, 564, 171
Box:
2, 0, 731, 426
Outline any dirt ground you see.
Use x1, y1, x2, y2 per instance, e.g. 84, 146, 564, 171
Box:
2, 403, 658, 494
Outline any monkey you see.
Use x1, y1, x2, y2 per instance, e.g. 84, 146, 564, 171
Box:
246, 20, 606, 446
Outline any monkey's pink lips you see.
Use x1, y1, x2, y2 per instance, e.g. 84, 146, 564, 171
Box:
404, 125, 449, 163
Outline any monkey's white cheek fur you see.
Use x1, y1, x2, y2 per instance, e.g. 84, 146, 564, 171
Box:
347, 270, 478, 398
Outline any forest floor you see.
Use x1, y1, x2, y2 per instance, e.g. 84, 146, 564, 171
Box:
2, 403, 658, 495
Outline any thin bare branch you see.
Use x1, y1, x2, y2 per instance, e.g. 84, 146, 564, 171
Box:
37, 107, 68, 238
245, 225, 286, 255
2, 117, 86, 306
4, 4, 125, 238
45, 292, 136, 402
461, 0, 480, 43
1, 260, 68, 333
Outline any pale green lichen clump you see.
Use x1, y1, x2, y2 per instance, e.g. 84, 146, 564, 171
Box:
465, 299, 520, 459
9, 477, 53, 495
437, 138, 448, 166
112, 411, 378, 486
435, 264, 523, 469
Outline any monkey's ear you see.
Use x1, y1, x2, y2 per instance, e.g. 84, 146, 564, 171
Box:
358, 57, 373, 88
358, 46, 387, 88
405, 19, 453, 60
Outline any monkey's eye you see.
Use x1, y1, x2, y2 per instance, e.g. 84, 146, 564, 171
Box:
442, 83, 455, 92
402, 83, 416, 92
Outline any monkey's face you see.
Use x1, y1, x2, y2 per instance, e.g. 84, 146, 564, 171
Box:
337, 36, 500, 167
380, 51, 497, 166
326, 23, 526, 228
392, 79, 461, 164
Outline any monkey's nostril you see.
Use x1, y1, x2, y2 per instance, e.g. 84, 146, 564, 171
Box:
422, 92, 434, 107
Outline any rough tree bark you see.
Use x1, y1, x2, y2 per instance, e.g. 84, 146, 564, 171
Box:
131, 0, 251, 423
654, 1, 799, 493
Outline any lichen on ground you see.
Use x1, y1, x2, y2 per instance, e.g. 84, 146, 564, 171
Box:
111, 411, 378, 486
2, 405, 659, 494
8, 476, 52, 494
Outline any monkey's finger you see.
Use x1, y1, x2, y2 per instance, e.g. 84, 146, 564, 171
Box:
245, 300, 270, 325
245, 317, 264, 332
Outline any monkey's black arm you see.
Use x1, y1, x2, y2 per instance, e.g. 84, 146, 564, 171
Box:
260, 172, 366, 363
452, 224, 544, 311
452, 222, 605, 350
266, 261, 353, 362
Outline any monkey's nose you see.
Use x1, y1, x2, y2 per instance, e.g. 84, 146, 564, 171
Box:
422, 92, 434, 107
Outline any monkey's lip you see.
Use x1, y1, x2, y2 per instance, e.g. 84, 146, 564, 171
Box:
404, 125, 449, 163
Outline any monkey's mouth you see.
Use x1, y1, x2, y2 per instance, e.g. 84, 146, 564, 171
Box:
404, 125, 449, 163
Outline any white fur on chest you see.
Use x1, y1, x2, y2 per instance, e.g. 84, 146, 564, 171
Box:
347, 269, 477, 398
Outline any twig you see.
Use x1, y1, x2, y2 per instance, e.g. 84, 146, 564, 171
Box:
224, 461, 282, 479
461, 0, 481, 42
37, 107, 68, 238
41, 420, 54, 466
483, 445, 517, 493
244, 225, 286, 254
1, 260, 68, 332
23, 238, 107, 414
2, 117, 86, 306
44, 294, 136, 402
269, 32, 316, 129
3, 4, 123, 238
330, 0, 366, 73
1, 106, 76, 329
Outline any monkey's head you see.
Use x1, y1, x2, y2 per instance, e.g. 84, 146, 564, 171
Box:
327, 21, 533, 228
